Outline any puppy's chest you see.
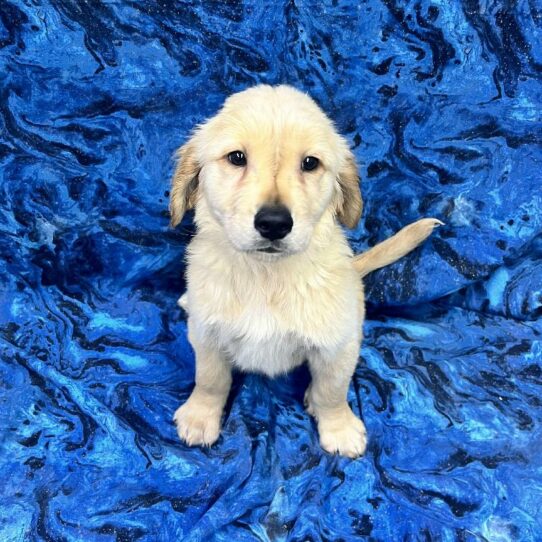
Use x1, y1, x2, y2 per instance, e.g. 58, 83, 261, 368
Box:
220, 324, 306, 376
209, 275, 341, 341
211, 293, 316, 376
192, 269, 359, 376
218, 284, 319, 338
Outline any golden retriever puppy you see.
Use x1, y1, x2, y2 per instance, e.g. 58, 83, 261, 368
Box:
170, 85, 441, 458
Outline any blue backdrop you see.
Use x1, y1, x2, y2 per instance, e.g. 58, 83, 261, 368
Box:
1, 1, 541, 540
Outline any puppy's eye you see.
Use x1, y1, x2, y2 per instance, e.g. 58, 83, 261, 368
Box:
228, 150, 247, 167
301, 156, 319, 172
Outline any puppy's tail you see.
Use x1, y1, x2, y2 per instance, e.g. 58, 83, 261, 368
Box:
353, 218, 444, 278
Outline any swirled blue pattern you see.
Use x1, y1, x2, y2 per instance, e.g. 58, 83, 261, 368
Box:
1, 1, 541, 540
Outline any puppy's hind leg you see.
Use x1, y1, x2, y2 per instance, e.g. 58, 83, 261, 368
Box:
305, 340, 367, 458
177, 293, 188, 313
174, 324, 231, 447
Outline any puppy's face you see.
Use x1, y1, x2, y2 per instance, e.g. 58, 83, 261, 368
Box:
170, 85, 361, 257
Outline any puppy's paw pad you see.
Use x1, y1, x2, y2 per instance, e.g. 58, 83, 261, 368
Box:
173, 401, 221, 447
318, 411, 367, 459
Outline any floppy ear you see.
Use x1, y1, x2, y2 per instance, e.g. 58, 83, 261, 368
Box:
336, 150, 363, 228
169, 138, 200, 227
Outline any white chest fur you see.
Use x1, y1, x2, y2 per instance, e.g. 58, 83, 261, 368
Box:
183, 222, 363, 377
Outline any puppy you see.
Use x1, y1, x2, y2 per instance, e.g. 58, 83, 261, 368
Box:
169, 85, 441, 458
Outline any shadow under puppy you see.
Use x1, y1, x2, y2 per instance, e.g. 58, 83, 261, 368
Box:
170, 85, 441, 458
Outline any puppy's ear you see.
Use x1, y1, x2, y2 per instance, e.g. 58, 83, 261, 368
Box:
169, 138, 200, 227
336, 150, 362, 229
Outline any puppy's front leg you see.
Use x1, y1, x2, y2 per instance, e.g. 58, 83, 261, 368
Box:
305, 340, 367, 458
174, 328, 231, 447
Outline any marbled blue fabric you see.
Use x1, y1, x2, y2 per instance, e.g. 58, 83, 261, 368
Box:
1, 1, 541, 540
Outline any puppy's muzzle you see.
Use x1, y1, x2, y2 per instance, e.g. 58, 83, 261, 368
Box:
254, 205, 293, 241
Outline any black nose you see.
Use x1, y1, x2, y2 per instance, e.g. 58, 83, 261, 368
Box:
254, 205, 293, 241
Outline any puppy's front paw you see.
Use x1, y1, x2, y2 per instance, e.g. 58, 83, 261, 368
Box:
173, 397, 222, 447
317, 407, 367, 459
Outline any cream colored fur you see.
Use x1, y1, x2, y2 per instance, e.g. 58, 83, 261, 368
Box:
170, 85, 441, 458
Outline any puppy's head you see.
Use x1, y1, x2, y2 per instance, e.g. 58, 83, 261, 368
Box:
170, 85, 361, 256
